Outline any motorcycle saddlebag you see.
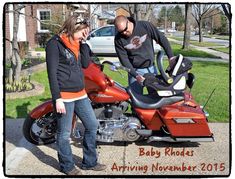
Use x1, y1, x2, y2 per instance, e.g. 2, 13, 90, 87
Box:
158, 104, 213, 139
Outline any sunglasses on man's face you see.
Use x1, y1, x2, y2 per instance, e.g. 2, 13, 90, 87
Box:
118, 21, 128, 34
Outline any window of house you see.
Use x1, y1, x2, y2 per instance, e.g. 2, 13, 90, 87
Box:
37, 9, 51, 33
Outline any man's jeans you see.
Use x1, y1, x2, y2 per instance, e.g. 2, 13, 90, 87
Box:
56, 97, 98, 173
128, 65, 158, 94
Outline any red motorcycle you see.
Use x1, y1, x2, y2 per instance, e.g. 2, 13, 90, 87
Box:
23, 51, 214, 145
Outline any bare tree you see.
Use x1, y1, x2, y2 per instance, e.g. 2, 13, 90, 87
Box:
128, 4, 155, 21
221, 3, 231, 22
5, 4, 63, 86
7, 4, 23, 84
183, 4, 192, 50
221, 3, 231, 34
192, 4, 221, 42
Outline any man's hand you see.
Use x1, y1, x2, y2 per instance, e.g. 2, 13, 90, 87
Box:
56, 99, 66, 114
169, 56, 177, 69
166, 56, 177, 72
136, 75, 145, 84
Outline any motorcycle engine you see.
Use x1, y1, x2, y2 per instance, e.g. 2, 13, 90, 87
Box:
93, 102, 141, 142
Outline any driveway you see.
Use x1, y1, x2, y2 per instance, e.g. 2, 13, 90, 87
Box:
4, 118, 230, 177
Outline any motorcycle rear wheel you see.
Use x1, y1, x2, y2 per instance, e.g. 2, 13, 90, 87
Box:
23, 112, 56, 145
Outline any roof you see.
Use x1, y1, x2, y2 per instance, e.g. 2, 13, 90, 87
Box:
115, 6, 129, 12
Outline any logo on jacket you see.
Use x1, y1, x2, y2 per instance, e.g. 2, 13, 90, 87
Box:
64, 49, 73, 59
124, 34, 147, 50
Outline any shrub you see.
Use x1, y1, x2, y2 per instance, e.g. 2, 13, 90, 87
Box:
5, 76, 33, 93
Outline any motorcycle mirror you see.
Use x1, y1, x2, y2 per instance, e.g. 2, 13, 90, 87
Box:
110, 65, 118, 72
113, 62, 121, 67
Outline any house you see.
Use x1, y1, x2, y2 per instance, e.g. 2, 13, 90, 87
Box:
4, 3, 131, 59
115, 7, 130, 17
4, 4, 89, 59
89, 5, 130, 30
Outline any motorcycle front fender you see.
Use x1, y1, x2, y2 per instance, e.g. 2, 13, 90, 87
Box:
29, 100, 54, 119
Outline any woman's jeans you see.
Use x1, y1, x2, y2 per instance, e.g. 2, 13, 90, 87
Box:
56, 97, 98, 173
128, 65, 158, 95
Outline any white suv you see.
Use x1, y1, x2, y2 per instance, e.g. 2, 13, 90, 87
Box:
86, 25, 161, 56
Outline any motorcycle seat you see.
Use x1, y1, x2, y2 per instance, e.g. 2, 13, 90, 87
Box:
127, 87, 184, 109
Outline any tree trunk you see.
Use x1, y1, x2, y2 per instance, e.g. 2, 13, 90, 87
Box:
11, 4, 22, 83
143, 5, 153, 21
199, 19, 203, 42
135, 5, 141, 20
134, 4, 154, 21
221, 4, 231, 34
183, 4, 192, 50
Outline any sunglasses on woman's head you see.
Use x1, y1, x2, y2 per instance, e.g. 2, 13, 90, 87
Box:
76, 17, 89, 25
76, 20, 88, 25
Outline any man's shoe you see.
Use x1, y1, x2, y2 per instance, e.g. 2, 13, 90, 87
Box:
66, 167, 82, 175
81, 163, 107, 171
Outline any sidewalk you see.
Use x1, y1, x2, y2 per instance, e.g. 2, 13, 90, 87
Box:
168, 38, 230, 61
5, 118, 230, 176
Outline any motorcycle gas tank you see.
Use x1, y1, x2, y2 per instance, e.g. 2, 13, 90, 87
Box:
89, 85, 130, 103
83, 63, 108, 92
83, 63, 130, 103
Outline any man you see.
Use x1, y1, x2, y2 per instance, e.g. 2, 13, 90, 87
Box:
114, 15, 174, 94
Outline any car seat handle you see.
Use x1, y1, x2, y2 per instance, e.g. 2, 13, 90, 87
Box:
156, 51, 173, 84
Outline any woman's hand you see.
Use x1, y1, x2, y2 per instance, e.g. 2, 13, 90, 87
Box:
56, 99, 66, 114
82, 27, 90, 41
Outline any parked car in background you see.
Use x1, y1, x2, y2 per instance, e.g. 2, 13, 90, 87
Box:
158, 28, 165, 34
86, 25, 161, 56
167, 29, 176, 33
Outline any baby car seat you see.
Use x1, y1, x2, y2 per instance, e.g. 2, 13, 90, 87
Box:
144, 53, 193, 97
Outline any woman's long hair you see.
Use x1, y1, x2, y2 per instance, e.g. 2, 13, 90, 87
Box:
59, 14, 88, 39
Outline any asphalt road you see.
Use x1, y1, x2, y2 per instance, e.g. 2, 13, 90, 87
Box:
172, 31, 229, 46
4, 118, 230, 177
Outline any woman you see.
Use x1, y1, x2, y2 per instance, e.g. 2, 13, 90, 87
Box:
46, 15, 106, 175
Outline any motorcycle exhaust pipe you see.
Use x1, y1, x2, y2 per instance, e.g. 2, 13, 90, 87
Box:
147, 136, 214, 143
147, 136, 177, 143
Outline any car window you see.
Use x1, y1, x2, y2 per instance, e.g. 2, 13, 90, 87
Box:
94, 26, 114, 37
114, 26, 118, 35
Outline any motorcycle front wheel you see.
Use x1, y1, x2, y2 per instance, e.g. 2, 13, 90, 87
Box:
23, 112, 56, 145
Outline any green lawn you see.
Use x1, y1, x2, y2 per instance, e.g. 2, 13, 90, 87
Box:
5, 61, 230, 122
5, 71, 51, 119
190, 41, 224, 47
211, 47, 229, 54
170, 43, 219, 58
169, 37, 223, 47
204, 35, 230, 40
189, 61, 230, 122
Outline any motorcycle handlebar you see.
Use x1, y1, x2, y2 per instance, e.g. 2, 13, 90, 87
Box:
118, 66, 131, 73
101, 61, 114, 66
101, 61, 130, 73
